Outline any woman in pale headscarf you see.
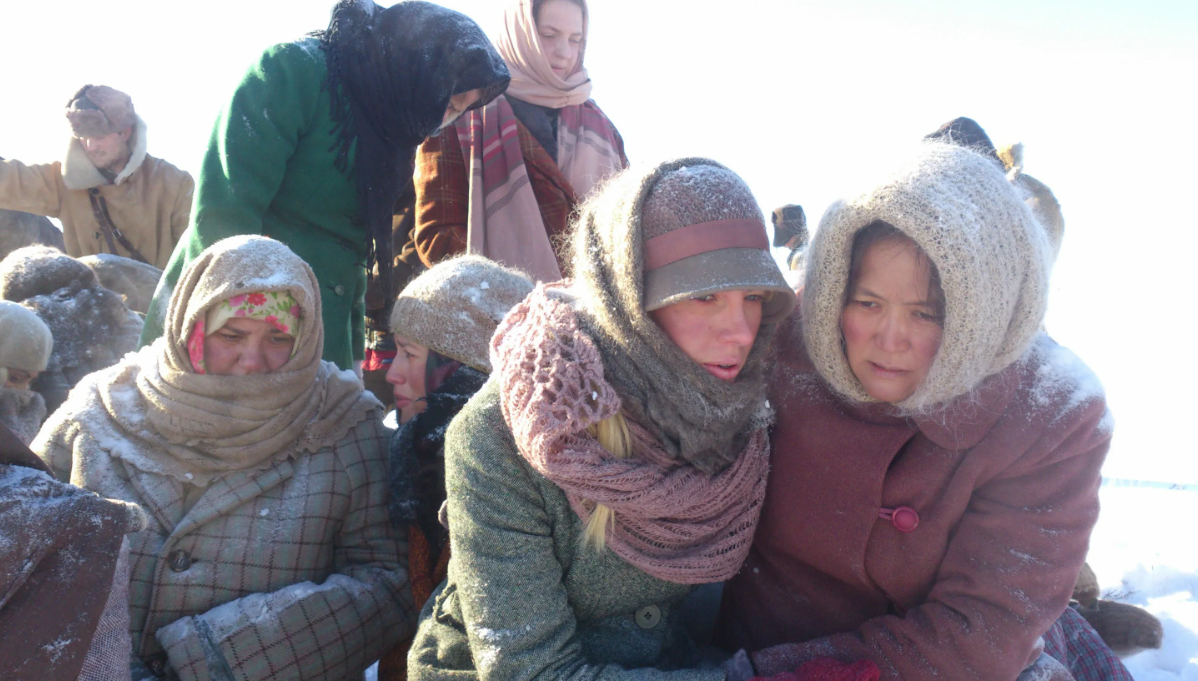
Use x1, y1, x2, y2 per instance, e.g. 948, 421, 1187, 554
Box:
34, 236, 412, 681
411, 0, 628, 282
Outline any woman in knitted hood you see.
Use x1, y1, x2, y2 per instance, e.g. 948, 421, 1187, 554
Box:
34, 236, 412, 681
412, 0, 628, 282
407, 159, 809, 680
715, 143, 1130, 681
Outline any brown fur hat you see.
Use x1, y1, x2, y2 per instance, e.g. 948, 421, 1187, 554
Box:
0, 246, 98, 302
65, 85, 136, 138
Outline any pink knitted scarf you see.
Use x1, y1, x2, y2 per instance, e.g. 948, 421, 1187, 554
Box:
492, 284, 771, 584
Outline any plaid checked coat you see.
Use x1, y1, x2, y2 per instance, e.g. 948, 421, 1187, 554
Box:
36, 402, 413, 681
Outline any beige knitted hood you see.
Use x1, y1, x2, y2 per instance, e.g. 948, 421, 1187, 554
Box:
389, 254, 534, 372
801, 142, 1053, 412
90, 235, 378, 484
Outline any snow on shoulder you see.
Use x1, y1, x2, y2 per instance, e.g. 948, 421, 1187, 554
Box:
1025, 334, 1110, 431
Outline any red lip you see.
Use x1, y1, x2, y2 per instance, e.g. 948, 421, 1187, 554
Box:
393, 395, 413, 409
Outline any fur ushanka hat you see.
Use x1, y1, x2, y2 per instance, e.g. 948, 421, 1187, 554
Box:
389, 255, 534, 372
801, 142, 1054, 412
0, 302, 53, 384
65, 85, 136, 138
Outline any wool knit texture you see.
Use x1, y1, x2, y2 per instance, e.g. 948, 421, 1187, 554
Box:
0, 301, 52, 372
569, 157, 779, 473
91, 235, 378, 485
492, 283, 770, 584
389, 254, 533, 372
801, 142, 1053, 412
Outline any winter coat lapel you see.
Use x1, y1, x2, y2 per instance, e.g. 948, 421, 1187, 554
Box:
121, 460, 185, 531
121, 458, 296, 536
170, 459, 295, 540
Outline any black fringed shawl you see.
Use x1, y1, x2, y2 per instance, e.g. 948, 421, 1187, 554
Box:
318, 0, 509, 297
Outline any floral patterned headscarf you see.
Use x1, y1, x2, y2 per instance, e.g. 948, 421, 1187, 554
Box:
187, 291, 302, 375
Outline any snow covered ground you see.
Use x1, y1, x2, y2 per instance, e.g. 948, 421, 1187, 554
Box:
1089, 484, 1198, 679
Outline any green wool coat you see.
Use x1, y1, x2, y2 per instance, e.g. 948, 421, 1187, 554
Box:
140, 38, 365, 369
407, 380, 727, 681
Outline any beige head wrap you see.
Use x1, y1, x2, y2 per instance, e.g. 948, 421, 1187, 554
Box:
95, 236, 379, 484
496, 0, 593, 108
801, 142, 1054, 412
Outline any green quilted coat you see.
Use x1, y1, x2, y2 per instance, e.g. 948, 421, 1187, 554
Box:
141, 38, 365, 369
407, 380, 728, 680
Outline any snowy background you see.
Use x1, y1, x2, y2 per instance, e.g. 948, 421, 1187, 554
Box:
2, 0, 1196, 676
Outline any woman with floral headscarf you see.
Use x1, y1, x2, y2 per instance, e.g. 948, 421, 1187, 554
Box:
35, 235, 412, 681
412, 0, 628, 282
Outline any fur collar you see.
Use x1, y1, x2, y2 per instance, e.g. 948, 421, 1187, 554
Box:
62, 115, 148, 190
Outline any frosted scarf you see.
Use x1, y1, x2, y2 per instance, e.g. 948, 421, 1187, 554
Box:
493, 285, 771, 584
95, 236, 378, 485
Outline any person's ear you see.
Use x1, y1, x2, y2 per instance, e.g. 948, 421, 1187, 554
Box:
119, 127, 133, 144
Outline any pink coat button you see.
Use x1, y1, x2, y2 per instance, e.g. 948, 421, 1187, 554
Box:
879, 506, 920, 532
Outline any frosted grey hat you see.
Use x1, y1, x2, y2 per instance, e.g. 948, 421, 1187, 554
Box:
0, 301, 53, 373
640, 161, 795, 323
389, 255, 534, 372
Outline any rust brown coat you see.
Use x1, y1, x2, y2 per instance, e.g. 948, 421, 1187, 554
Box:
412, 115, 627, 274
715, 317, 1111, 681
0, 119, 193, 269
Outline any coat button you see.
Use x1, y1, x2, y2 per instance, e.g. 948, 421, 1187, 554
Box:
879, 506, 920, 533
167, 549, 192, 572
334, 284, 346, 296
635, 605, 661, 629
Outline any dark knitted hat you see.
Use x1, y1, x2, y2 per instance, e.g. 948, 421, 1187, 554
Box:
641, 163, 794, 322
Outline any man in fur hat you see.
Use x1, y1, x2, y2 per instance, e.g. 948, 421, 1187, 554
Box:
0, 85, 194, 269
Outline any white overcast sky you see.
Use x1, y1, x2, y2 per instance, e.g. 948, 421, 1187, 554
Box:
2, 0, 1196, 481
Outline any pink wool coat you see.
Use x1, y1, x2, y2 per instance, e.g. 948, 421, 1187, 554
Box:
715, 317, 1112, 680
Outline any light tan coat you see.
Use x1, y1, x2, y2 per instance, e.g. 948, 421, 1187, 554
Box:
0, 117, 193, 269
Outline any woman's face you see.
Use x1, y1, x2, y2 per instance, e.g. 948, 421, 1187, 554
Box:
651, 290, 766, 382
3, 368, 38, 390
386, 337, 430, 424
840, 238, 943, 403
203, 317, 296, 376
536, 0, 585, 78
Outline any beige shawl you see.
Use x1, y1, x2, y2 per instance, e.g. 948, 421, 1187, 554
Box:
95, 236, 378, 484
496, 0, 593, 108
